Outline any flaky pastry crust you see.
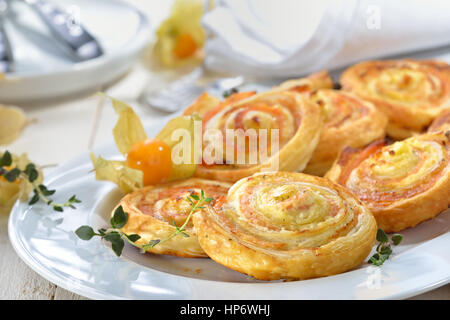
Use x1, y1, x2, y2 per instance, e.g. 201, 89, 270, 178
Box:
193, 172, 377, 280
341, 59, 450, 139
428, 110, 450, 134
275, 70, 334, 93
326, 133, 450, 232
115, 178, 230, 258
304, 89, 387, 176
184, 90, 324, 182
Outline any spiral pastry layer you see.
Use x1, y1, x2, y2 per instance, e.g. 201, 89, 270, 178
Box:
341, 59, 450, 139
116, 178, 231, 257
185, 90, 324, 182
326, 133, 450, 232
304, 89, 387, 176
193, 172, 377, 280
428, 110, 450, 134
276, 70, 334, 93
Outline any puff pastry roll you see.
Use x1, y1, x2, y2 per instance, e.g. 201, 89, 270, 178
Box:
340, 59, 450, 139
304, 89, 387, 176
185, 90, 324, 182
428, 110, 450, 134
276, 70, 334, 93
193, 172, 377, 280
116, 178, 231, 258
326, 133, 450, 232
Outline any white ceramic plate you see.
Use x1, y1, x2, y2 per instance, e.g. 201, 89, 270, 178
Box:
7, 120, 450, 300
0, 0, 151, 103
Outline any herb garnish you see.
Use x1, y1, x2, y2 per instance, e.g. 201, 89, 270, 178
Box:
223, 87, 239, 98
368, 229, 403, 266
0, 151, 81, 212
75, 190, 213, 257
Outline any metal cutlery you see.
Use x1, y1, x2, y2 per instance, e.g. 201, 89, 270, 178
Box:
21, 0, 103, 61
0, 0, 13, 72
141, 66, 245, 113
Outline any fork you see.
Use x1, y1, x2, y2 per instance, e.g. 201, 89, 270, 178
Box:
141, 66, 245, 113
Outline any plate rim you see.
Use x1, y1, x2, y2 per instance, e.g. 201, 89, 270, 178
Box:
7, 140, 450, 300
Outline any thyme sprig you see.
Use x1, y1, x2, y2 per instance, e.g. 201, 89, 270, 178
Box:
0, 151, 81, 212
368, 229, 403, 266
75, 190, 213, 257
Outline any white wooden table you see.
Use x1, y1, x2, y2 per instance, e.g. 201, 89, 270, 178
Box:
0, 0, 449, 300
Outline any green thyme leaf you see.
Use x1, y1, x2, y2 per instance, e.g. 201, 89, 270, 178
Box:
126, 234, 141, 242
376, 229, 389, 243
148, 239, 160, 248
24, 163, 39, 182
4, 168, 21, 182
28, 193, 40, 206
0, 151, 12, 167
392, 234, 403, 245
190, 194, 200, 201
111, 206, 128, 229
75, 226, 96, 240
111, 238, 125, 257
38, 184, 56, 196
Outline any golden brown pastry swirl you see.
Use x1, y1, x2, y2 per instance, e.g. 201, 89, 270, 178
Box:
341, 59, 450, 139
185, 90, 324, 182
193, 172, 377, 280
326, 132, 450, 232
116, 178, 230, 258
304, 89, 387, 175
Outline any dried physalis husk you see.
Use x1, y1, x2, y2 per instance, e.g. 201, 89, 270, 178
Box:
90, 153, 144, 194
0, 105, 28, 145
153, 0, 206, 67
90, 96, 199, 193
0, 152, 43, 215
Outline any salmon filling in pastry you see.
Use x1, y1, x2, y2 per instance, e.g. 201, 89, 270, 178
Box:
340, 59, 450, 139
303, 89, 387, 176
115, 178, 231, 258
193, 172, 377, 280
326, 132, 450, 232
184, 90, 324, 183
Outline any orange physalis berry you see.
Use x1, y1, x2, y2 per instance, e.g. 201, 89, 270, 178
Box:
126, 139, 173, 186
173, 33, 198, 59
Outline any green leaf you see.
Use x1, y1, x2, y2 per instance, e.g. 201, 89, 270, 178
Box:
103, 232, 121, 242
28, 193, 40, 205
69, 195, 82, 203
204, 197, 214, 203
126, 234, 141, 242
111, 206, 128, 229
392, 234, 403, 246
39, 185, 56, 196
379, 244, 392, 255
53, 206, 63, 212
111, 238, 125, 257
376, 229, 389, 243
148, 239, 160, 248
24, 163, 39, 182
75, 226, 96, 240
190, 194, 199, 201
0, 151, 12, 167
4, 168, 21, 182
